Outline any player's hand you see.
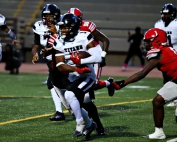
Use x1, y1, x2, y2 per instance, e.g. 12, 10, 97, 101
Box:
112, 80, 125, 90
48, 24, 57, 34
70, 52, 81, 64
100, 57, 106, 67
32, 53, 39, 64
48, 34, 58, 46
40, 47, 53, 58
76, 67, 91, 74
12, 40, 20, 45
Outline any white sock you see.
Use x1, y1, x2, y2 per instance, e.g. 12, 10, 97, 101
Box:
105, 80, 110, 87
64, 91, 83, 123
50, 88, 62, 112
81, 108, 92, 128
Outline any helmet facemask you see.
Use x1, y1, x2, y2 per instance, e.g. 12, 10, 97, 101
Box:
41, 4, 60, 26
141, 39, 152, 55
58, 13, 81, 41
160, 3, 177, 25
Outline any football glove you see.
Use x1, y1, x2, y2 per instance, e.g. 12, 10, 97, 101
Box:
112, 80, 125, 90
100, 57, 106, 67
70, 52, 81, 64
48, 34, 58, 46
76, 67, 91, 74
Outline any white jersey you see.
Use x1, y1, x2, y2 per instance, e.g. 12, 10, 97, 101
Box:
53, 31, 96, 82
0, 14, 6, 61
154, 19, 177, 50
33, 20, 59, 60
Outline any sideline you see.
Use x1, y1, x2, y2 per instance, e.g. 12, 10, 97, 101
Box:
0, 99, 152, 126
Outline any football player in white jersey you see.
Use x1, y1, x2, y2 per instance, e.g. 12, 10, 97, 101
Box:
0, 14, 20, 61
31, 4, 66, 121
154, 3, 177, 107
51, 13, 101, 139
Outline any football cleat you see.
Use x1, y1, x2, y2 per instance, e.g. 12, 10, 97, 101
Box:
50, 111, 65, 121
73, 121, 85, 137
107, 77, 115, 96
96, 127, 106, 136
82, 121, 97, 140
167, 102, 177, 107
142, 130, 166, 139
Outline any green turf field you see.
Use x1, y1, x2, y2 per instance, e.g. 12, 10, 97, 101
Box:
0, 72, 176, 142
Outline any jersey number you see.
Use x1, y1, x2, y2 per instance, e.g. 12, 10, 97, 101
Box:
167, 35, 173, 47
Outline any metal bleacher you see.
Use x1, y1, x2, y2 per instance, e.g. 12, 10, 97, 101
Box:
1, 0, 177, 65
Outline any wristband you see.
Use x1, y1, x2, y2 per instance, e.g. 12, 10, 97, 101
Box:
7, 29, 16, 40
101, 51, 107, 57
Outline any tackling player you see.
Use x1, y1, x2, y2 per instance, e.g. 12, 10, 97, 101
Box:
0, 14, 20, 61
112, 28, 177, 139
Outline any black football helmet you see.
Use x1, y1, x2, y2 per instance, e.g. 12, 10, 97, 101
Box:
160, 3, 177, 21
41, 4, 60, 25
58, 13, 81, 40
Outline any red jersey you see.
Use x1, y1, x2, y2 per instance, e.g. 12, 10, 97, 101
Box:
80, 20, 99, 46
146, 46, 177, 80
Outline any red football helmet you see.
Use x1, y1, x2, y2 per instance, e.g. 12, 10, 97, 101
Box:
68, 8, 83, 20
141, 28, 167, 54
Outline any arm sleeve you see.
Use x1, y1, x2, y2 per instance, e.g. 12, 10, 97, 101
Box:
81, 47, 102, 64
34, 33, 40, 45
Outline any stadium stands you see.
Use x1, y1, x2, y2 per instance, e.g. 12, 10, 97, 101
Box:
0, 0, 177, 65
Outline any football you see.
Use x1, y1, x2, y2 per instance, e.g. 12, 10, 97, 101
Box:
78, 51, 91, 59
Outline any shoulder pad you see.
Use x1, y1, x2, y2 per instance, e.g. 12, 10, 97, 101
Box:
0, 14, 6, 26
33, 21, 46, 34
80, 20, 97, 32
146, 49, 161, 60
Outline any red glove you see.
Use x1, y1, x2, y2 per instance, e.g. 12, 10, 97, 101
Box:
48, 34, 58, 46
76, 67, 91, 74
70, 52, 81, 64
112, 80, 125, 90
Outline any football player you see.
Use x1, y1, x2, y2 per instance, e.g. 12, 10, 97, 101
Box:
52, 13, 101, 139
154, 3, 177, 107
31, 4, 65, 121
0, 14, 20, 61
112, 28, 177, 139
68, 8, 114, 135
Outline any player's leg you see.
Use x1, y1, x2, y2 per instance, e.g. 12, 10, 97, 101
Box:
83, 91, 105, 136
143, 81, 177, 139
93, 63, 115, 96
66, 77, 97, 139
46, 60, 65, 121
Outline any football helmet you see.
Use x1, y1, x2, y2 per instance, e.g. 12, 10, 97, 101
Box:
68, 8, 83, 20
160, 3, 177, 22
41, 4, 60, 25
142, 28, 167, 54
58, 13, 81, 40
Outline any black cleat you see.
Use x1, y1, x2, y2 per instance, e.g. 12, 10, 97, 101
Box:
107, 77, 115, 96
96, 127, 106, 136
50, 111, 65, 121
82, 121, 97, 140
73, 130, 82, 137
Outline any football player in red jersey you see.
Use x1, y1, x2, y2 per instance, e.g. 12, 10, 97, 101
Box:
112, 28, 177, 139
68, 7, 114, 136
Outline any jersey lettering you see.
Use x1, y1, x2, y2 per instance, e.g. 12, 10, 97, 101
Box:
64, 45, 83, 54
